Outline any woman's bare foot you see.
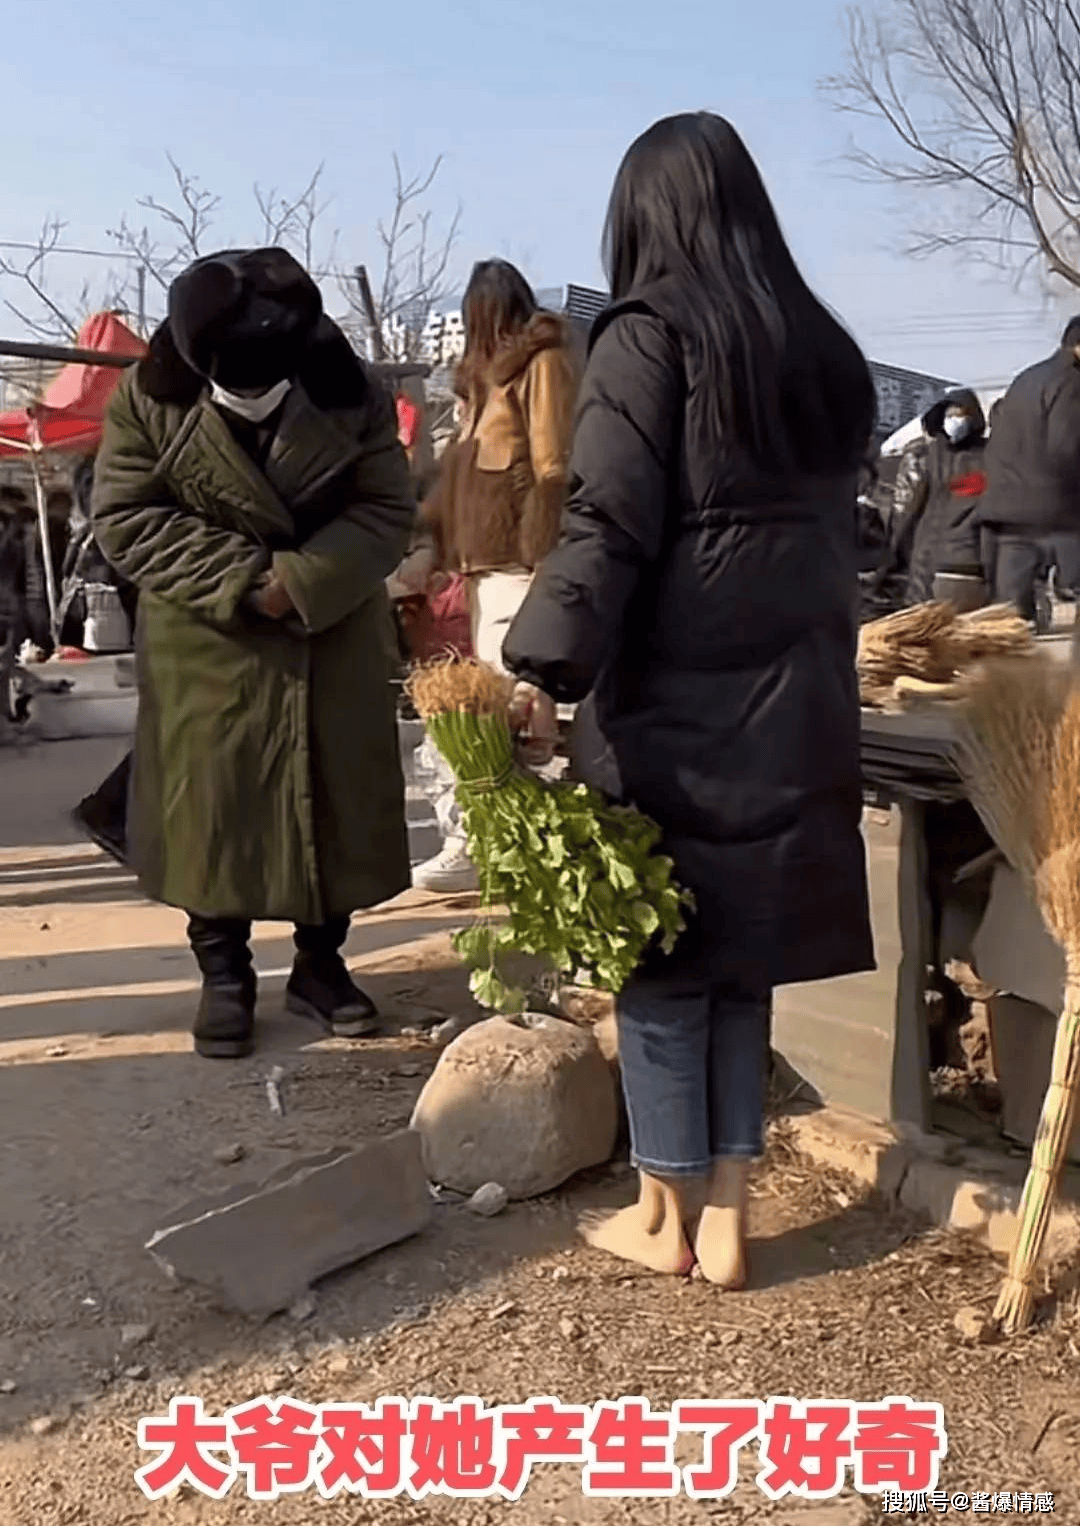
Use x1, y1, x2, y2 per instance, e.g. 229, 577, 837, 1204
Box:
579, 1171, 695, 1275
695, 1158, 750, 1289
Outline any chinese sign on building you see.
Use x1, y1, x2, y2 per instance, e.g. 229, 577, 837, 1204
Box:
869, 362, 957, 447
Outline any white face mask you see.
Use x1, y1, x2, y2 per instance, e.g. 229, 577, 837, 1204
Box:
943, 415, 972, 444
210, 377, 292, 423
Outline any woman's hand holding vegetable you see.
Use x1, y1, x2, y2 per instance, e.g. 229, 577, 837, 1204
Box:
509, 681, 559, 767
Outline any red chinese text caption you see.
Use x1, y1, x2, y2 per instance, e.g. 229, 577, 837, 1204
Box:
134, 1393, 947, 1502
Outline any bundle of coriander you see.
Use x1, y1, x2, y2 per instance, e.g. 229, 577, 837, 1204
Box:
406, 657, 694, 1014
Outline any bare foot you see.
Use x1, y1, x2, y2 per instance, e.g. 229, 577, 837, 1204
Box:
695, 1159, 750, 1289
579, 1172, 695, 1275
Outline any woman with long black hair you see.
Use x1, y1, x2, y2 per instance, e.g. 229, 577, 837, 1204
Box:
504, 113, 877, 1286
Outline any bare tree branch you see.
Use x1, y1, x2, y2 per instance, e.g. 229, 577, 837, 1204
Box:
0, 219, 82, 341
823, 0, 1080, 288
0, 151, 447, 382
340, 154, 461, 362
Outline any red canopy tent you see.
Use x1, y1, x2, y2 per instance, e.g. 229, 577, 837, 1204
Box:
0, 311, 146, 459
0, 312, 146, 643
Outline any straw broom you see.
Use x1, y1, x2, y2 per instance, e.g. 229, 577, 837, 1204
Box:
954, 656, 1080, 1331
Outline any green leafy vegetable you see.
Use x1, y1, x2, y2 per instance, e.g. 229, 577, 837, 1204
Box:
422, 706, 695, 1014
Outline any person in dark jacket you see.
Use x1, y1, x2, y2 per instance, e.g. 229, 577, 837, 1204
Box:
90, 248, 416, 1060
901, 389, 990, 610
502, 112, 877, 1287
978, 319, 1080, 621
59, 456, 138, 649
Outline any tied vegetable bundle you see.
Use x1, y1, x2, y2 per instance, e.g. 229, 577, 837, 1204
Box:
407, 659, 694, 1014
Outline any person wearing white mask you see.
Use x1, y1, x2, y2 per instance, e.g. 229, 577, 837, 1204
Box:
89, 248, 416, 1059
897, 388, 991, 612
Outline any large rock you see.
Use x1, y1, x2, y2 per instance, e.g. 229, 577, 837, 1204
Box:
410, 1015, 618, 1199
145, 1132, 432, 1315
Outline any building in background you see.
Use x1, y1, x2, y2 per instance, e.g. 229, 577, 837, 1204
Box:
868, 361, 957, 449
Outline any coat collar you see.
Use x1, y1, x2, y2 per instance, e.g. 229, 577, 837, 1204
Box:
157, 383, 365, 544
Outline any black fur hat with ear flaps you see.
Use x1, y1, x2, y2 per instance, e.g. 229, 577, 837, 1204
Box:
167, 247, 323, 391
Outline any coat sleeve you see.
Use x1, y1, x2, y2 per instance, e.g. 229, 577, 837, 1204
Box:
272, 386, 417, 635
90, 374, 270, 629
503, 312, 682, 702
516, 345, 577, 566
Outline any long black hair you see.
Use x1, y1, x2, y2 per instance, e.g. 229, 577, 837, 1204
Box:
603, 112, 876, 479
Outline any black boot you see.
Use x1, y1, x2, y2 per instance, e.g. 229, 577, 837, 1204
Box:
286, 919, 379, 1038
188, 915, 256, 1059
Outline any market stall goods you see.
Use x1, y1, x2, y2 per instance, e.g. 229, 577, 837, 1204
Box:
954, 656, 1080, 1333
858, 601, 1035, 710
405, 658, 693, 1015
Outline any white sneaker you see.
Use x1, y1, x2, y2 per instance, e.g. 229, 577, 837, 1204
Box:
412, 842, 479, 894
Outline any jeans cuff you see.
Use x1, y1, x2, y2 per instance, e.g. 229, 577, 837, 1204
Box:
630, 1152, 714, 1178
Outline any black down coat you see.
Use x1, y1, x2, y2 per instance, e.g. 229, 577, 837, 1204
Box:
978, 346, 1080, 534
503, 287, 875, 995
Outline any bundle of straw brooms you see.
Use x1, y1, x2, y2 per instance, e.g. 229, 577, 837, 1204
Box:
954, 653, 1080, 1332
858, 602, 1035, 710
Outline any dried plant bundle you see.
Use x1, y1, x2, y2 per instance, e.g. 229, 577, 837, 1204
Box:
953, 659, 1080, 1333
859, 602, 1036, 709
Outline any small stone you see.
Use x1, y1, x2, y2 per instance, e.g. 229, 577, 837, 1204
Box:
954, 1306, 997, 1345
702, 1331, 718, 1348
552, 1265, 570, 1281
120, 1323, 153, 1348
400, 1026, 423, 1038
289, 1293, 317, 1323
45, 1045, 68, 1059
30, 1416, 59, 1436
123, 1364, 150, 1381
431, 1018, 461, 1046
214, 1144, 247, 1166
398, 1065, 422, 1078
559, 1316, 582, 1340
490, 1300, 517, 1322
327, 1353, 351, 1375
720, 1330, 743, 1347
264, 1371, 290, 1391
0, 1380, 17, 1394
467, 1183, 508, 1218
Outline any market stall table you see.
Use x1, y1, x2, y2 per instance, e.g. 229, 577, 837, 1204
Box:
772, 637, 1076, 1140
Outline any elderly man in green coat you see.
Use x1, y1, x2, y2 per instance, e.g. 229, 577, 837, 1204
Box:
91, 248, 416, 1059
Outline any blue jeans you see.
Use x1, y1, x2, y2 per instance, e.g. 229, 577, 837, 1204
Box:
616, 977, 772, 1177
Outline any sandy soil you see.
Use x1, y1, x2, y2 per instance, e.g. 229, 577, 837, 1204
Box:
1, 739, 1078, 1523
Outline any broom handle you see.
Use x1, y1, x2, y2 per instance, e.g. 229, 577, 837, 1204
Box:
1000, 985, 1080, 1306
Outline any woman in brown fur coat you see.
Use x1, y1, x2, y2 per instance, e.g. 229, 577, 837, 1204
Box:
423, 260, 579, 670
412, 260, 579, 892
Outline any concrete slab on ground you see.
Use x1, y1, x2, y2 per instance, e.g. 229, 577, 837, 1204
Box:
786, 1105, 1080, 1265
146, 1131, 433, 1315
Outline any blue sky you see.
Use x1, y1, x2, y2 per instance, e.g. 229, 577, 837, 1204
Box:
0, 0, 1070, 386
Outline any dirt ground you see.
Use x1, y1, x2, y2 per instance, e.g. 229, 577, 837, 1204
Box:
1, 738, 1080, 1522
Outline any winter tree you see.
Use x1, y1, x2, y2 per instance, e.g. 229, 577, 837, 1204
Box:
824, 0, 1080, 289
0, 151, 459, 356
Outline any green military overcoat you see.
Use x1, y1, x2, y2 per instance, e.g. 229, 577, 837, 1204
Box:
90, 319, 416, 923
